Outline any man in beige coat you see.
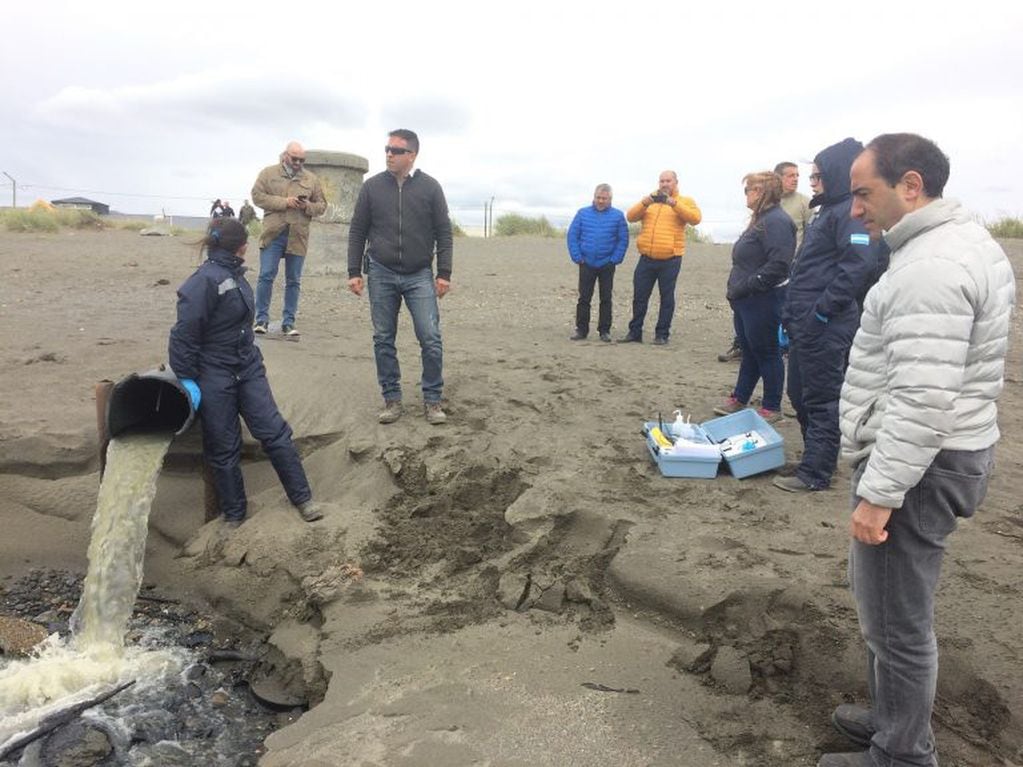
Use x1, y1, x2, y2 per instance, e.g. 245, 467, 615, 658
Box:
251, 141, 326, 336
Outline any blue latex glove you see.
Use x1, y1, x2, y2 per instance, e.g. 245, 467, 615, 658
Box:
180, 379, 201, 411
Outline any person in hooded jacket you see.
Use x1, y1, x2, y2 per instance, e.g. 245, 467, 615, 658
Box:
773, 138, 889, 493
169, 218, 324, 527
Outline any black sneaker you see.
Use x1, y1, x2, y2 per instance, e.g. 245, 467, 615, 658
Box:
618, 334, 642, 343
254, 321, 268, 334
830, 704, 874, 748
717, 344, 741, 362
282, 324, 300, 336
569, 330, 587, 341
599, 332, 612, 342
653, 336, 668, 345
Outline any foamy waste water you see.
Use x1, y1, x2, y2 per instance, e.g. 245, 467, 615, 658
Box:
0, 433, 188, 751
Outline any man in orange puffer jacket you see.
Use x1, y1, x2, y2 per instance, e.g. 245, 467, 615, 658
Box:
619, 170, 702, 345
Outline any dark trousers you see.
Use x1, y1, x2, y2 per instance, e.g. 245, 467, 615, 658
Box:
628, 255, 681, 340
729, 288, 784, 411
786, 311, 857, 488
199, 359, 311, 521
575, 263, 616, 335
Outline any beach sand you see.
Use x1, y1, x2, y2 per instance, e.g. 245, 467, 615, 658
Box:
1, 228, 1021, 766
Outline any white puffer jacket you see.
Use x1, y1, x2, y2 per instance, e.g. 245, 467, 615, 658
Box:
839, 198, 1016, 508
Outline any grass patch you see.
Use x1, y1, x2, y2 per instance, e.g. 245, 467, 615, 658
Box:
2, 207, 106, 232
451, 219, 466, 237
494, 213, 563, 237
987, 216, 1023, 239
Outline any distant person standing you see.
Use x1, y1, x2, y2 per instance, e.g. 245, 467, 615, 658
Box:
714, 171, 795, 422
221, 200, 235, 218
819, 133, 1015, 767
347, 129, 453, 426
774, 138, 887, 494
567, 183, 629, 342
239, 199, 257, 226
251, 141, 326, 336
619, 171, 702, 345
210, 198, 224, 218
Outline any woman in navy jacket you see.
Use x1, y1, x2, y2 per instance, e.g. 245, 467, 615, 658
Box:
168, 218, 323, 526
715, 172, 796, 421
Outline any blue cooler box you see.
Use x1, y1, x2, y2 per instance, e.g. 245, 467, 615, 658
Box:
643, 409, 784, 479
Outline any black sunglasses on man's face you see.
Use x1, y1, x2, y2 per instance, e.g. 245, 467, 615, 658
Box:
384, 146, 414, 155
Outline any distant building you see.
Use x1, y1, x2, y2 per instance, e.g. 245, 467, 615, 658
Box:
51, 197, 110, 215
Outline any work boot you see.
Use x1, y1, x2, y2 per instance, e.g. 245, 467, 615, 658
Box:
378, 400, 402, 424
831, 705, 874, 748
717, 342, 742, 362
425, 402, 448, 425
816, 752, 873, 766
713, 396, 745, 416
296, 500, 324, 522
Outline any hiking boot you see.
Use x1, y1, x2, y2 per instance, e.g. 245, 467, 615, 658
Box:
282, 324, 300, 336
831, 704, 874, 748
816, 752, 873, 767
599, 332, 612, 342
569, 330, 587, 341
772, 475, 815, 493
713, 396, 745, 416
652, 336, 668, 345
425, 402, 448, 425
296, 500, 324, 522
618, 334, 642, 343
757, 407, 784, 424
717, 343, 742, 362
254, 321, 268, 334
378, 400, 402, 424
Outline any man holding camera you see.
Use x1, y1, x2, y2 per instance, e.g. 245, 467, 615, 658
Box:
620, 170, 702, 344
251, 141, 326, 336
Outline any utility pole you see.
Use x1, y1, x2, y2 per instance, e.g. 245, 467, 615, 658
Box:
1, 172, 15, 208
483, 199, 490, 238
489, 196, 495, 238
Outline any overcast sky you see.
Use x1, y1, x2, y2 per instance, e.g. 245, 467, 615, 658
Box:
2, 0, 1020, 241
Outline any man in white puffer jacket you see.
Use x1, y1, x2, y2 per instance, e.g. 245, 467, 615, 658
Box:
818, 134, 1015, 767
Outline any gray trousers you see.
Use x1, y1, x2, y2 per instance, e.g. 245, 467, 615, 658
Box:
849, 447, 993, 766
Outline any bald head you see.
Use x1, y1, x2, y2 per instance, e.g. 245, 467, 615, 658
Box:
658, 170, 678, 196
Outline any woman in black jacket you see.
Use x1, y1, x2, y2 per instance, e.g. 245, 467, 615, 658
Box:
714, 171, 796, 423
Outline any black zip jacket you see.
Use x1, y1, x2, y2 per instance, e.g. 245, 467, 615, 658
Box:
726, 205, 796, 300
347, 170, 453, 280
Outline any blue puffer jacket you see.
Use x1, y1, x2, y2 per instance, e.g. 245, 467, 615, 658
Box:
783, 138, 889, 333
567, 205, 629, 268
169, 248, 261, 380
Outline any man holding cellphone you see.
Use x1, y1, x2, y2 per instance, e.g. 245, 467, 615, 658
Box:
251, 141, 326, 336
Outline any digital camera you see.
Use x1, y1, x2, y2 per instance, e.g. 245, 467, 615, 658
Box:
650, 192, 668, 204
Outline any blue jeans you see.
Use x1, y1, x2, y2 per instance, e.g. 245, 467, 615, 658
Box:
628, 255, 681, 340
255, 228, 305, 327
849, 447, 993, 766
729, 288, 784, 411
367, 260, 443, 404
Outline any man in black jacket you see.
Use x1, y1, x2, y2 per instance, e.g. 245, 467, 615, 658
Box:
774, 138, 888, 493
347, 129, 453, 425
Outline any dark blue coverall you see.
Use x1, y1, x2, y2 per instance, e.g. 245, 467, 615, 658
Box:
169, 248, 311, 521
782, 138, 889, 489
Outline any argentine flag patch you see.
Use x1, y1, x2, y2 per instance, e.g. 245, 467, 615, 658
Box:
850, 233, 870, 246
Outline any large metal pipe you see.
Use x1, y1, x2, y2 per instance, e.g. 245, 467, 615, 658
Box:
105, 365, 196, 439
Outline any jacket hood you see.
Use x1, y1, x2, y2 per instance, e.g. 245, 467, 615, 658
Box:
812, 137, 864, 207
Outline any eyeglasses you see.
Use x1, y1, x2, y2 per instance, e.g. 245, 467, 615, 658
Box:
288, 155, 306, 164
809, 173, 822, 181
384, 145, 414, 155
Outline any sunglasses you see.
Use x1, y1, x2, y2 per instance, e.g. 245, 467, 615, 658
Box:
384, 145, 414, 155
288, 155, 306, 164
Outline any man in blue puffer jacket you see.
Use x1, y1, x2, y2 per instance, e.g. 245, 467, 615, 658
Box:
774, 138, 889, 492
566, 183, 629, 342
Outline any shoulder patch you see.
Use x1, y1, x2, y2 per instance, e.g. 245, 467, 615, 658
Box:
850, 233, 870, 246
218, 277, 238, 295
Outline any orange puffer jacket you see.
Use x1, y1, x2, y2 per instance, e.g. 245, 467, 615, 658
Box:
626, 195, 702, 259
